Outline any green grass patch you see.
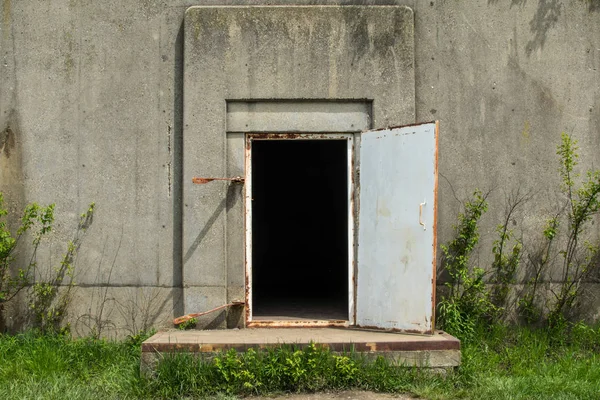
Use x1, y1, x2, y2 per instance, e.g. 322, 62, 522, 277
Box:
0, 331, 145, 399
1, 325, 599, 399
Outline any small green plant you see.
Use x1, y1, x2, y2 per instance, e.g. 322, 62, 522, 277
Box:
490, 190, 528, 319
519, 214, 560, 324
332, 354, 359, 386
0, 195, 95, 333
214, 348, 260, 394
547, 133, 600, 327
152, 343, 412, 397
0, 194, 55, 330
438, 189, 495, 340
177, 317, 197, 330
28, 203, 95, 333
125, 328, 156, 349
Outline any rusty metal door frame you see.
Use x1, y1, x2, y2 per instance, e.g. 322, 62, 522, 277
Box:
244, 133, 356, 328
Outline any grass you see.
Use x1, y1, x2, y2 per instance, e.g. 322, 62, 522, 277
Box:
433, 323, 600, 400
0, 331, 144, 399
0, 324, 599, 399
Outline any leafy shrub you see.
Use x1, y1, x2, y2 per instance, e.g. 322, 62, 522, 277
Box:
0, 195, 55, 328
177, 317, 197, 330
490, 190, 528, 317
438, 190, 495, 340
546, 134, 600, 326
150, 343, 422, 397
0, 194, 94, 333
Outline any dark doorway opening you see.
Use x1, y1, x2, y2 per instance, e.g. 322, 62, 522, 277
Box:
251, 139, 349, 321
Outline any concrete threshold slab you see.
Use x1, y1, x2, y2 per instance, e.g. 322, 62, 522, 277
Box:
141, 328, 460, 373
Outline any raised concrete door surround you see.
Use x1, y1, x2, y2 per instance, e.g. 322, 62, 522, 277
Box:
183, 6, 416, 328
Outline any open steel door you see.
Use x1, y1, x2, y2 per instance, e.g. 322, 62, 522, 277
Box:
356, 122, 438, 333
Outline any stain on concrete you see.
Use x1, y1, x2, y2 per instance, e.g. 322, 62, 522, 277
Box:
521, 120, 531, 146
0, 125, 14, 157
343, 7, 413, 67
2, 0, 9, 29
0, 112, 25, 246
166, 123, 172, 198
587, 0, 600, 12
63, 30, 76, 80
591, 94, 600, 147
0, 112, 22, 172
509, 0, 528, 7
342, 8, 369, 64
508, 57, 559, 112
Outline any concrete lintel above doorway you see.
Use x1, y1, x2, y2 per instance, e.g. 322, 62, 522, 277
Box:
226, 101, 372, 133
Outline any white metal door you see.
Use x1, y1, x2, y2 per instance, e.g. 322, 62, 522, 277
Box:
356, 122, 438, 333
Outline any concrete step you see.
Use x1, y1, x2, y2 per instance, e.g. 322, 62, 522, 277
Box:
141, 328, 460, 374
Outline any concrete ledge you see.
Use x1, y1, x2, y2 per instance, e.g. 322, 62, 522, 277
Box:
140, 328, 460, 374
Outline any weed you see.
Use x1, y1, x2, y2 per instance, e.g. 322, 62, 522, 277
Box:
441, 134, 600, 330
0, 194, 54, 329
125, 329, 156, 348
0, 195, 94, 333
490, 189, 529, 319
28, 203, 95, 333
547, 134, 600, 326
438, 189, 495, 340
177, 317, 197, 330
150, 343, 422, 397
519, 214, 560, 324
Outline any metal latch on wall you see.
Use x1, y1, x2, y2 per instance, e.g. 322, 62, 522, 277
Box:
192, 176, 245, 184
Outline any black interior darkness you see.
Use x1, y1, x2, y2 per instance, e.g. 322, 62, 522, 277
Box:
252, 139, 348, 320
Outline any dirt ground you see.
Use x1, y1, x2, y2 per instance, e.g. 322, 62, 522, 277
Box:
253, 390, 415, 399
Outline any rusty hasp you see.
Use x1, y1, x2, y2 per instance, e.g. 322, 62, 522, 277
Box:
192, 176, 245, 184
174, 301, 245, 325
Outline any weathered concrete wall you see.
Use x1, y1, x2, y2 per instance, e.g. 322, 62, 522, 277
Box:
0, 0, 598, 335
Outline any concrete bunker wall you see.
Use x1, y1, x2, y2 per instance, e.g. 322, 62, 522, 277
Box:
0, 1, 598, 335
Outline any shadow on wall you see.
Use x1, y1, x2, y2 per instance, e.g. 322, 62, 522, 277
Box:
173, 22, 184, 318
488, 0, 598, 56
75, 232, 181, 338
524, 0, 562, 56
183, 183, 242, 265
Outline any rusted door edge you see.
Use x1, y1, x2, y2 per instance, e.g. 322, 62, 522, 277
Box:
244, 133, 356, 327
247, 320, 349, 329
430, 121, 439, 332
